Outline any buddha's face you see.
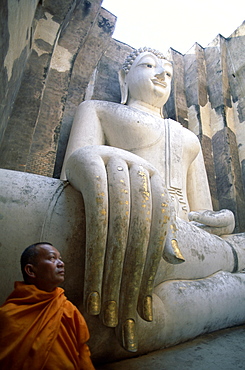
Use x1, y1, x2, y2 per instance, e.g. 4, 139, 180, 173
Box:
125, 52, 173, 108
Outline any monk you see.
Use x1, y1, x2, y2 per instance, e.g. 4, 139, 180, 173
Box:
0, 242, 95, 370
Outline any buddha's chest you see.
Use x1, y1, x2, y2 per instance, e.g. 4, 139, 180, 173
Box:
101, 106, 164, 152
100, 106, 190, 219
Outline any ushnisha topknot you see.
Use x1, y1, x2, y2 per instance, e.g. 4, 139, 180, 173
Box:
122, 47, 168, 74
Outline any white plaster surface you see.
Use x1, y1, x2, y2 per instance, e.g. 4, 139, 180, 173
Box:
97, 324, 245, 369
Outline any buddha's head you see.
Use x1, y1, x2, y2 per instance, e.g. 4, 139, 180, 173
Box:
119, 47, 173, 114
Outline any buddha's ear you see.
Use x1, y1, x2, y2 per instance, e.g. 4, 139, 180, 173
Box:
160, 106, 164, 118
118, 69, 128, 104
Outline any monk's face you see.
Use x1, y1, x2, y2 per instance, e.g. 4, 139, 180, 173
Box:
31, 244, 65, 292
126, 52, 173, 108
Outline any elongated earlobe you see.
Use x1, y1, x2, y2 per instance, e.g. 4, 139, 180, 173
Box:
118, 69, 128, 104
160, 106, 164, 118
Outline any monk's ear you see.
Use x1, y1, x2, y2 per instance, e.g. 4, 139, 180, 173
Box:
118, 69, 128, 105
24, 264, 36, 278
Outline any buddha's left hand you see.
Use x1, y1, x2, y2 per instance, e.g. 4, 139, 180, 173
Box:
188, 209, 235, 235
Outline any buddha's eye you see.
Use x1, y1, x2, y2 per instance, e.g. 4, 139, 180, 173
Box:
147, 64, 153, 68
166, 72, 172, 77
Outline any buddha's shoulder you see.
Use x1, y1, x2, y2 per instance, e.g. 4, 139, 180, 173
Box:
78, 100, 152, 119
78, 99, 121, 112
167, 118, 200, 144
77, 101, 130, 122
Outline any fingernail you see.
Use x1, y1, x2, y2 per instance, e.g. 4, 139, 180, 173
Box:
171, 239, 185, 262
102, 300, 118, 327
122, 319, 138, 352
143, 295, 153, 321
87, 291, 100, 315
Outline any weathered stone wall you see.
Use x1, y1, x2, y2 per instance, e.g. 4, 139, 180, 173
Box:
172, 29, 245, 232
0, 0, 39, 147
0, 0, 117, 175
0, 1, 244, 231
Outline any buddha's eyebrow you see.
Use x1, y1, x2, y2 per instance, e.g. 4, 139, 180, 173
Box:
164, 62, 173, 70
137, 54, 156, 64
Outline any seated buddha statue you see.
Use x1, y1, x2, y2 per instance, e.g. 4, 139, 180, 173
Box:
61, 47, 245, 353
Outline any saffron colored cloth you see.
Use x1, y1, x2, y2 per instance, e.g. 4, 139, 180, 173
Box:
0, 282, 95, 370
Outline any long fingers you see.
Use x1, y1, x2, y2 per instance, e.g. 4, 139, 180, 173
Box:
66, 152, 108, 316
117, 164, 152, 352
137, 172, 170, 322
66, 147, 179, 353
101, 157, 130, 327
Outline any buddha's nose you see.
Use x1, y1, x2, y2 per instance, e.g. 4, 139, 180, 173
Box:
155, 67, 166, 80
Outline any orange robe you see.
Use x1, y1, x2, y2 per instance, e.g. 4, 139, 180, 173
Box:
0, 282, 95, 370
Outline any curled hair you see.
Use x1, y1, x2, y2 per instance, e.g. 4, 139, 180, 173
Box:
20, 242, 53, 282
122, 47, 167, 74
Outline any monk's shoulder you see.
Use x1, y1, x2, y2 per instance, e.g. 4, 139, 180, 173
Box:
62, 300, 90, 340
0, 302, 16, 329
63, 299, 86, 322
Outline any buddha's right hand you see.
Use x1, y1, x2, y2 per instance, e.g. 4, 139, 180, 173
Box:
65, 145, 171, 352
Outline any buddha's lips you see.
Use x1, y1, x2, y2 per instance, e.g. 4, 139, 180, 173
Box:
151, 78, 167, 88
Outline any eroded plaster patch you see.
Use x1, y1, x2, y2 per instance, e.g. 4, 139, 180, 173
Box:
200, 101, 212, 138
33, 12, 60, 57
209, 105, 225, 135
187, 105, 200, 136
50, 45, 73, 73
188, 102, 213, 139
227, 101, 245, 163
4, 0, 38, 80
